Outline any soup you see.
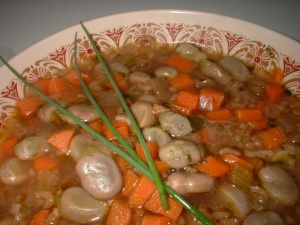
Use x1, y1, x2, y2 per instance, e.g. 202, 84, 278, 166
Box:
0, 37, 299, 225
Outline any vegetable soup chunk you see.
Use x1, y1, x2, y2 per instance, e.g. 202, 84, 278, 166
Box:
59, 187, 109, 223
76, 151, 123, 199
1, 40, 300, 225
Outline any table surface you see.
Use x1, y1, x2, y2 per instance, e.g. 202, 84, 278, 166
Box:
0, 0, 299, 63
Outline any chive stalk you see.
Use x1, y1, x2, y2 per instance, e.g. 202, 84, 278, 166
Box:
0, 37, 214, 225
79, 22, 169, 209
73, 33, 149, 173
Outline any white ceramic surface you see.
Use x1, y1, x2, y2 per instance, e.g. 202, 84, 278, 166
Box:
1, 10, 300, 129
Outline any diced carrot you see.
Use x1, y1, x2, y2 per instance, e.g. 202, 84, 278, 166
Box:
65, 69, 92, 86
106, 199, 132, 225
221, 153, 254, 171
88, 119, 102, 134
154, 160, 171, 176
32, 78, 51, 95
47, 129, 76, 153
140, 214, 170, 225
16, 95, 44, 118
235, 108, 263, 122
104, 121, 129, 141
248, 118, 269, 130
29, 209, 50, 225
259, 126, 287, 149
144, 191, 183, 222
206, 108, 233, 121
106, 73, 129, 93
34, 155, 58, 171
128, 175, 157, 208
164, 54, 197, 73
169, 73, 195, 90
122, 169, 139, 197
270, 67, 283, 84
153, 104, 168, 116
47, 78, 66, 96
265, 82, 284, 102
197, 127, 217, 145
0, 137, 18, 157
199, 88, 225, 111
194, 156, 230, 178
171, 102, 196, 116
175, 90, 199, 110
135, 141, 159, 163
115, 155, 131, 174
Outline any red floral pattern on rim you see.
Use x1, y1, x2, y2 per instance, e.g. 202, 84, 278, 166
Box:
224, 32, 245, 54
0, 79, 24, 129
121, 23, 169, 47
232, 42, 279, 70
106, 27, 125, 47
78, 37, 95, 58
165, 23, 185, 42
0, 22, 299, 130
282, 56, 300, 77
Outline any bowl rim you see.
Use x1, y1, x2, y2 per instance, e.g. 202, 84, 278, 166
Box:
2, 9, 300, 69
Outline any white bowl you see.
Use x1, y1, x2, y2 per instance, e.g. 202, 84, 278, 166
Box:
0, 10, 299, 128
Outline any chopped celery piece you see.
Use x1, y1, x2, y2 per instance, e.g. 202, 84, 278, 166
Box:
229, 164, 252, 189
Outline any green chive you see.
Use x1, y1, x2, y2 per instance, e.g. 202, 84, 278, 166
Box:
79, 22, 169, 209
73, 33, 149, 173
